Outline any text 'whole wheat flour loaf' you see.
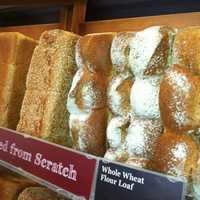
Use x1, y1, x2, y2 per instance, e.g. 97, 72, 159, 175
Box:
0, 32, 37, 129
17, 29, 80, 146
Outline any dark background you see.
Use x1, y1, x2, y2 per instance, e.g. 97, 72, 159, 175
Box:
0, 0, 200, 26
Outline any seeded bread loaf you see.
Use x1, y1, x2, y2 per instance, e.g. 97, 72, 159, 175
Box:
17, 29, 80, 146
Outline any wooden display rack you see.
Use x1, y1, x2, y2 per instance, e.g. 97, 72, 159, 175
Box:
1, 0, 200, 38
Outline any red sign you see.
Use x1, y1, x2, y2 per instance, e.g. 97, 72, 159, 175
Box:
0, 127, 97, 200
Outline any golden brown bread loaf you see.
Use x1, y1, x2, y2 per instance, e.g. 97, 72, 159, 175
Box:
160, 64, 200, 133
17, 187, 68, 200
173, 26, 200, 74
68, 32, 115, 156
148, 129, 199, 180
17, 29, 79, 146
0, 32, 37, 129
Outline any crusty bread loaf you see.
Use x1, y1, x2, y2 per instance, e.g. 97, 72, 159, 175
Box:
148, 129, 199, 180
129, 26, 175, 77
0, 32, 37, 129
17, 187, 68, 200
68, 33, 115, 156
173, 26, 200, 74
160, 64, 200, 133
17, 29, 79, 146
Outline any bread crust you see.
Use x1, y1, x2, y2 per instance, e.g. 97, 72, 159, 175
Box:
0, 32, 37, 129
148, 129, 199, 180
160, 64, 200, 133
173, 26, 200, 74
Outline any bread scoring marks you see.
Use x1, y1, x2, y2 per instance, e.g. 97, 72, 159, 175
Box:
125, 118, 163, 159
130, 76, 161, 119
166, 69, 191, 127
108, 71, 133, 117
107, 116, 129, 148
167, 143, 188, 177
129, 26, 162, 77
111, 32, 135, 71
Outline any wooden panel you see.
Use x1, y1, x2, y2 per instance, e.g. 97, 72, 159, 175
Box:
0, 0, 74, 6
80, 12, 200, 34
0, 23, 61, 39
71, 0, 87, 34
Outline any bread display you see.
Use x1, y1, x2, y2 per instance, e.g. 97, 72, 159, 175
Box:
17, 29, 79, 146
160, 64, 200, 133
173, 26, 200, 74
0, 32, 37, 129
67, 32, 115, 156
18, 187, 68, 200
2, 25, 200, 199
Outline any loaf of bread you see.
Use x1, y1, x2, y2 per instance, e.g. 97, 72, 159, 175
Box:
148, 129, 199, 180
160, 64, 200, 133
67, 33, 115, 156
0, 32, 37, 129
129, 26, 175, 77
17, 29, 79, 146
18, 187, 68, 200
173, 26, 200, 74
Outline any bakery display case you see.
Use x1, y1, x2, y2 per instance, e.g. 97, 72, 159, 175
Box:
0, 0, 200, 199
